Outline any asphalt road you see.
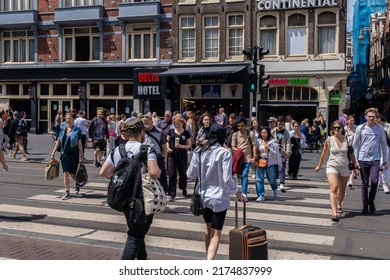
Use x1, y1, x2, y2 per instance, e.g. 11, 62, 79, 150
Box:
0, 134, 389, 260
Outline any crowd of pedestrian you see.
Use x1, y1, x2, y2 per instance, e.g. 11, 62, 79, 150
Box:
2, 104, 390, 260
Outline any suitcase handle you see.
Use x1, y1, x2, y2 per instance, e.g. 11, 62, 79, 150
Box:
234, 199, 246, 228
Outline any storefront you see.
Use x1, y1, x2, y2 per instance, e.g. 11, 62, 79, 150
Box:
159, 64, 249, 117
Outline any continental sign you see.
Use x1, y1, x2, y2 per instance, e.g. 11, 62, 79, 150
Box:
257, 0, 338, 10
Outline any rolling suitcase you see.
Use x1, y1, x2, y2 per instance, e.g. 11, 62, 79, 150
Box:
228, 200, 268, 260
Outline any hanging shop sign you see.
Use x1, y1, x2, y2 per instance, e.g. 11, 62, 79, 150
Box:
133, 68, 166, 99
257, 0, 338, 11
367, 69, 377, 79
329, 91, 342, 105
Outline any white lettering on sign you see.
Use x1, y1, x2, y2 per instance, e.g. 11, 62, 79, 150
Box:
257, 0, 337, 10
137, 86, 161, 96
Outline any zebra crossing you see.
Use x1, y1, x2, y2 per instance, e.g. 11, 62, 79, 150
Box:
0, 179, 337, 260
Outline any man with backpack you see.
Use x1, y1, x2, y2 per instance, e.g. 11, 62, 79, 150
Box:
231, 117, 256, 201
8, 111, 28, 161
100, 118, 160, 260
142, 115, 169, 193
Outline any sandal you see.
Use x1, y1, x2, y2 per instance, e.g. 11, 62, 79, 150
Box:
331, 215, 339, 222
337, 207, 343, 213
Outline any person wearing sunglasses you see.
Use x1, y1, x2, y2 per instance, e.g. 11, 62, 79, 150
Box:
315, 120, 358, 222
353, 107, 389, 214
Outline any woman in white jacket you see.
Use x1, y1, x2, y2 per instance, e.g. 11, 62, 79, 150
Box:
187, 124, 245, 260
255, 126, 282, 202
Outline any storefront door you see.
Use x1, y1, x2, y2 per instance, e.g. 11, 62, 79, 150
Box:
49, 100, 72, 126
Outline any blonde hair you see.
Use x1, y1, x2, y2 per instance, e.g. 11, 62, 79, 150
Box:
365, 107, 378, 115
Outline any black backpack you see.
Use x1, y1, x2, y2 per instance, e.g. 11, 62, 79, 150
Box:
107, 144, 148, 212
16, 119, 28, 136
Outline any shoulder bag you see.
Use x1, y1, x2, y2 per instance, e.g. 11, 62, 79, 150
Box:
190, 152, 205, 216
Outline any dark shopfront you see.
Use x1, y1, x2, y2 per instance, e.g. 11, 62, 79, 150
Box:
0, 66, 145, 134
159, 64, 250, 118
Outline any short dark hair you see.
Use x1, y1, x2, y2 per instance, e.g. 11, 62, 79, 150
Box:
277, 116, 285, 123
237, 117, 247, 125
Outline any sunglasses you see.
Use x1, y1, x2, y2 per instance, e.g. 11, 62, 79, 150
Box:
332, 126, 341, 130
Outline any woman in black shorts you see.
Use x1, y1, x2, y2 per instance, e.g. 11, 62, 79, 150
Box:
187, 124, 245, 260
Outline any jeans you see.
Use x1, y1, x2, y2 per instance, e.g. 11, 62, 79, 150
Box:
255, 165, 278, 197
240, 162, 252, 194
122, 213, 153, 260
279, 156, 287, 184
359, 160, 380, 207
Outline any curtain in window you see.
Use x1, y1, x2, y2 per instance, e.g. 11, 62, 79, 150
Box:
21, 40, 26, 62
144, 34, 151, 59
65, 38, 73, 61
92, 37, 99, 60
288, 28, 305, 55
28, 39, 34, 62
4, 41, 11, 62
318, 27, 335, 54
182, 30, 195, 58
13, 40, 19, 62
260, 30, 276, 55
134, 35, 141, 59
228, 29, 243, 57
205, 30, 218, 58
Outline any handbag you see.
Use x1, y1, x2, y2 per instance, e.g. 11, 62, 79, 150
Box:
44, 159, 60, 180
142, 174, 167, 216
257, 158, 268, 168
346, 136, 356, 170
190, 152, 205, 216
76, 163, 88, 187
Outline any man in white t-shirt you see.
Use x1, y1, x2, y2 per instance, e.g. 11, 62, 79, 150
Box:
100, 118, 160, 260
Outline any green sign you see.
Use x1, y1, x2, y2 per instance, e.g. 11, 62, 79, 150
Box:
329, 93, 342, 105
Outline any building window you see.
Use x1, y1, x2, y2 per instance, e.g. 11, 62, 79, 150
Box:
259, 15, 277, 55
62, 0, 99, 7
53, 84, 68, 96
179, 16, 196, 60
287, 13, 306, 56
202, 15, 219, 60
123, 83, 133, 96
178, 0, 195, 3
6, 84, 19, 95
1, 0, 32, 11
227, 14, 244, 59
63, 27, 100, 62
126, 24, 156, 60
262, 87, 318, 101
2, 31, 34, 63
317, 11, 336, 55
103, 84, 119, 96
90, 83, 100, 96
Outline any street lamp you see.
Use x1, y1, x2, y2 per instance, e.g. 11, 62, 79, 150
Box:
358, 27, 371, 41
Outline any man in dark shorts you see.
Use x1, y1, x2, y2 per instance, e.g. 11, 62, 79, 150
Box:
88, 110, 109, 167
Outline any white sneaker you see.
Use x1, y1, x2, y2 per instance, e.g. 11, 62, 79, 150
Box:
251, 174, 256, 179
61, 192, 70, 200
242, 194, 248, 202
256, 195, 265, 202
280, 184, 286, 193
383, 184, 390, 194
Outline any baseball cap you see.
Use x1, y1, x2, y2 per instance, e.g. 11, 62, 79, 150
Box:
124, 118, 145, 133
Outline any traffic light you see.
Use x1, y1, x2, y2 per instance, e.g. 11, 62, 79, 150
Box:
258, 47, 269, 60
259, 64, 269, 91
242, 47, 254, 60
249, 73, 257, 93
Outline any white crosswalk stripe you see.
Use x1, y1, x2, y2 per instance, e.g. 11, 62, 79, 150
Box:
0, 180, 335, 260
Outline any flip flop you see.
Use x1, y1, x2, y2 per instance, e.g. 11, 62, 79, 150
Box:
331, 215, 339, 222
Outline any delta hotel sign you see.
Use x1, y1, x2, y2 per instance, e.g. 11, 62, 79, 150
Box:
257, 0, 337, 10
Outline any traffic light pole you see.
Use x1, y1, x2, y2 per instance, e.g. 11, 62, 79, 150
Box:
252, 48, 258, 121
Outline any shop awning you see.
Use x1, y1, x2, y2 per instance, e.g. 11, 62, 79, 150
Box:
159, 65, 247, 76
